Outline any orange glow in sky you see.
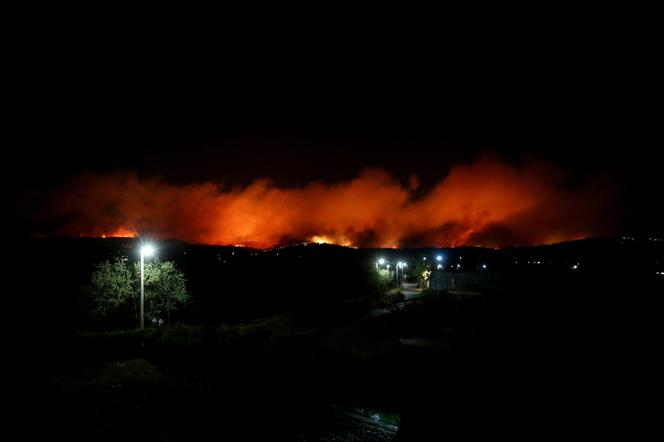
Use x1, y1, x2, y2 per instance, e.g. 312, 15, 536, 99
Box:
36, 156, 619, 248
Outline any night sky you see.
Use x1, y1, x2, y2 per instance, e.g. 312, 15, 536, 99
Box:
7, 31, 662, 245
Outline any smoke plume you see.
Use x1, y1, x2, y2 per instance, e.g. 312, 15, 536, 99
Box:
34, 156, 620, 248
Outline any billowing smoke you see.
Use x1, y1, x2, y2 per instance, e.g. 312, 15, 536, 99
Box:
34, 156, 620, 248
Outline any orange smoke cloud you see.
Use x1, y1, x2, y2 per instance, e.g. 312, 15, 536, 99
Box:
35, 156, 620, 248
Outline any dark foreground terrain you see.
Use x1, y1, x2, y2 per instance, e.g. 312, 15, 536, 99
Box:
7, 237, 663, 440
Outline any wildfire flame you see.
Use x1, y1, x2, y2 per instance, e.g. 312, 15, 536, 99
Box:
34, 156, 619, 248
100, 227, 136, 239
308, 235, 355, 247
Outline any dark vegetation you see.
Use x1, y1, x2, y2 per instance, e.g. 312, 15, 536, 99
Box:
7, 236, 663, 440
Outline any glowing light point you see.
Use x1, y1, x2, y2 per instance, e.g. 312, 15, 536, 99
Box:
436, 255, 443, 262
141, 244, 155, 257
378, 258, 386, 265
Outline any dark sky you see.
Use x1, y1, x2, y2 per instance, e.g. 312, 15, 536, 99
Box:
14, 78, 655, 185
6, 25, 663, 239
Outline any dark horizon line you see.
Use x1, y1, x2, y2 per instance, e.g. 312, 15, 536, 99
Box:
23, 234, 660, 251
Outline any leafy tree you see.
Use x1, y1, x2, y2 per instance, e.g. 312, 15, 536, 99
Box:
87, 258, 135, 320
86, 258, 190, 325
374, 268, 392, 290
136, 260, 189, 324
366, 266, 393, 303
410, 259, 431, 287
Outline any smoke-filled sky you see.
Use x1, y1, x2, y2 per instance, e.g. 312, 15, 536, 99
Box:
31, 155, 620, 248
5, 25, 663, 246
8, 50, 661, 246
9, 106, 657, 246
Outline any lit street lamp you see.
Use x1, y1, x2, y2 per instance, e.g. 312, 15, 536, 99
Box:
396, 261, 406, 286
140, 244, 155, 329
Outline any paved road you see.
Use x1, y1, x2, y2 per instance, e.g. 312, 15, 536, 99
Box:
399, 282, 422, 300
367, 283, 423, 317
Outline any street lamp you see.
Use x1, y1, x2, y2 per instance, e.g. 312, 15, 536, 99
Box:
396, 261, 406, 286
376, 257, 385, 269
140, 244, 155, 329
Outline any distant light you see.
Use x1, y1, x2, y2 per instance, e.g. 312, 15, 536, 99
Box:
482, 264, 487, 269
378, 258, 386, 265
423, 257, 427, 261
437, 264, 442, 270
572, 264, 579, 270
141, 244, 155, 257
436, 255, 442, 262
386, 264, 390, 269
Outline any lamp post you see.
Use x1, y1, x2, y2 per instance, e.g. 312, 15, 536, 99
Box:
140, 244, 155, 329
397, 261, 406, 287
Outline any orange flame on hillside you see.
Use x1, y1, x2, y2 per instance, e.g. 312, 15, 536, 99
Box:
34, 156, 619, 248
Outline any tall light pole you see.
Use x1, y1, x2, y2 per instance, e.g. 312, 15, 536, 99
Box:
140, 244, 155, 329
397, 261, 405, 287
